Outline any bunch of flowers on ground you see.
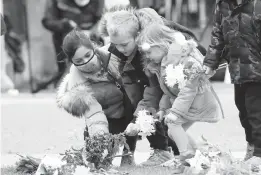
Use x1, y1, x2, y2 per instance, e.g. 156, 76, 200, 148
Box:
161, 136, 261, 175
83, 132, 129, 169
16, 133, 129, 175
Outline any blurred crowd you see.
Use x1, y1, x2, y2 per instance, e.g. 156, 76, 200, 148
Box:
0, 0, 215, 94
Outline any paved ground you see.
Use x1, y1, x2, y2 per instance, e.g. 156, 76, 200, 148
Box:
1, 82, 247, 167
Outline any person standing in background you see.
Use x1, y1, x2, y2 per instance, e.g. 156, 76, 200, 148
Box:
1, 13, 20, 95
1, 13, 6, 35
36, 0, 104, 93
204, 0, 261, 165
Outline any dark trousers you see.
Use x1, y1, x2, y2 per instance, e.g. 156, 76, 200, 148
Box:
147, 121, 179, 155
235, 83, 261, 157
107, 118, 137, 153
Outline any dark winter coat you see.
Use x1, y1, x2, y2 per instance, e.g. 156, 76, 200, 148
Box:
42, 0, 104, 54
204, 0, 261, 84
104, 44, 163, 119
42, 0, 104, 34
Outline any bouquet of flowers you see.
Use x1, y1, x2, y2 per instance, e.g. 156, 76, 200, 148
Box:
165, 61, 212, 94
165, 63, 188, 90
135, 109, 158, 138
83, 133, 129, 169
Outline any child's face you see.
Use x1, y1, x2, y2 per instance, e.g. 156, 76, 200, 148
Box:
144, 46, 165, 64
109, 32, 137, 57
72, 46, 101, 73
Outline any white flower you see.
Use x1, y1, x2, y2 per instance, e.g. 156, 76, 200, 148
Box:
208, 151, 221, 158
165, 64, 187, 89
141, 42, 151, 51
73, 166, 91, 175
173, 32, 186, 45
186, 150, 210, 174
102, 149, 108, 159
136, 110, 157, 137
41, 155, 66, 170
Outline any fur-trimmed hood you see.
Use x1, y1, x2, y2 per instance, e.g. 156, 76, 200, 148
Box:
56, 73, 96, 117
56, 61, 125, 120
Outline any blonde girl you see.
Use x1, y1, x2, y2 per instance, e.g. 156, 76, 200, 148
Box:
137, 23, 223, 160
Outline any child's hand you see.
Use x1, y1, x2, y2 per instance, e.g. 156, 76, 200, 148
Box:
144, 69, 153, 78
164, 112, 178, 124
68, 20, 78, 28
155, 110, 165, 121
203, 65, 216, 78
125, 123, 140, 136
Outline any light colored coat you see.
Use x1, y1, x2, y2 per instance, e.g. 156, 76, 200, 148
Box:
56, 55, 124, 136
146, 41, 224, 123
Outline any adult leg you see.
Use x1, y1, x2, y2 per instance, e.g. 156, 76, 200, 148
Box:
234, 84, 254, 160
245, 83, 261, 158
234, 84, 253, 143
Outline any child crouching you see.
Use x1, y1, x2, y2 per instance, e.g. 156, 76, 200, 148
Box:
137, 23, 224, 161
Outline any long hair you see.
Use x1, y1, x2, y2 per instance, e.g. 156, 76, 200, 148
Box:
137, 23, 198, 58
137, 23, 178, 53
135, 8, 164, 30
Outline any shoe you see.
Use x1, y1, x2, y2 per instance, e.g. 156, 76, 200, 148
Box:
120, 154, 135, 167
141, 149, 174, 166
244, 143, 254, 161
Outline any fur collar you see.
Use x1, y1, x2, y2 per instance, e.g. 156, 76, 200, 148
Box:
56, 74, 96, 117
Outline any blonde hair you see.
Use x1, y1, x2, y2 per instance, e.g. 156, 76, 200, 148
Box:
138, 23, 198, 54
137, 23, 177, 53
135, 8, 164, 30
98, 5, 139, 37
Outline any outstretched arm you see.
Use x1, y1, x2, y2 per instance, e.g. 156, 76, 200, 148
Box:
204, 2, 225, 69
56, 74, 109, 136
